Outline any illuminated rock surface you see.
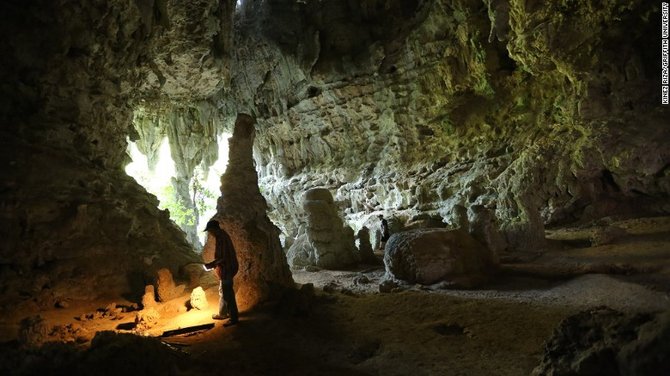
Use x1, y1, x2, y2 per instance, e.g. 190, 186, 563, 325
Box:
286, 188, 358, 269
0, 1, 669, 374
155, 268, 186, 302
213, 114, 294, 309
189, 286, 209, 310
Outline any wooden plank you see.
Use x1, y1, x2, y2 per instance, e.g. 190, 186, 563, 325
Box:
159, 323, 215, 338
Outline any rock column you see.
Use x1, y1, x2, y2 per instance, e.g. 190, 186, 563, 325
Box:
215, 114, 294, 309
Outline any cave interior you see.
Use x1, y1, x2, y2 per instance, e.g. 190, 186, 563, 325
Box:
1, 0, 669, 375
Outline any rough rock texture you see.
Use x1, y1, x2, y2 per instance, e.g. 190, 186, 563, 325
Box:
135, 307, 161, 332
286, 188, 358, 269
189, 286, 209, 310
155, 268, 185, 302
356, 226, 377, 264
181, 262, 207, 288
141, 285, 157, 308
285, 233, 311, 269
130, 103, 225, 248
384, 228, 497, 285
589, 225, 627, 246
533, 307, 670, 376
223, 0, 669, 253
18, 316, 49, 348
617, 310, 670, 376
213, 114, 294, 309
0, 0, 238, 313
467, 205, 506, 259
449, 205, 470, 231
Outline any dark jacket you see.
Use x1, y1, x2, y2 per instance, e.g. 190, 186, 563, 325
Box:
211, 229, 239, 280
381, 219, 390, 241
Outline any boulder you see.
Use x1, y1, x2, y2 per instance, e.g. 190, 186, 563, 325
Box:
590, 225, 627, 246
618, 310, 670, 375
286, 233, 312, 269
135, 307, 160, 331
533, 307, 670, 376
50, 323, 91, 344
379, 279, 400, 293
189, 286, 209, 311
383, 228, 497, 285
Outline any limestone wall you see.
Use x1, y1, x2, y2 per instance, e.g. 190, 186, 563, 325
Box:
225, 0, 670, 250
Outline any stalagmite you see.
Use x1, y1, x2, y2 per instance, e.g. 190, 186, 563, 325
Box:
213, 114, 294, 309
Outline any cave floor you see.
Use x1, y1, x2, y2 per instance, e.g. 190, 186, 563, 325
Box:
2, 216, 669, 375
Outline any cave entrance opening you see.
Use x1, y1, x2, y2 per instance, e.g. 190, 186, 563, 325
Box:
125, 134, 231, 249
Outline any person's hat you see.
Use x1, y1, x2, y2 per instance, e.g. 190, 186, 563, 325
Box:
203, 220, 220, 232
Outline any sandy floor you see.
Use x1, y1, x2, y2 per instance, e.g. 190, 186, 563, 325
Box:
1, 216, 669, 375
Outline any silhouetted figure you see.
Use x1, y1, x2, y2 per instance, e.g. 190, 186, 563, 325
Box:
204, 220, 239, 326
378, 214, 391, 250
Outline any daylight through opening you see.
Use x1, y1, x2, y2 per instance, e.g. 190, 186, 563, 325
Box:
125, 133, 231, 248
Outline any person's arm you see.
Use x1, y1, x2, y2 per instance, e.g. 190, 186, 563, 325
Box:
204, 258, 223, 270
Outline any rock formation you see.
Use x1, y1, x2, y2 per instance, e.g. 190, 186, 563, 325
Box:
141, 285, 157, 309
130, 103, 224, 248
533, 307, 670, 376
467, 205, 506, 260
384, 228, 498, 285
155, 268, 185, 302
189, 286, 209, 310
226, 0, 669, 254
134, 307, 161, 332
356, 226, 377, 264
286, 188, 358, 269
18, 316, 49, 348
212, 114, 294, 309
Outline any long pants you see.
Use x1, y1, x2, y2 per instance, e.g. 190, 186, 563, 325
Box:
219, 278, 238, 321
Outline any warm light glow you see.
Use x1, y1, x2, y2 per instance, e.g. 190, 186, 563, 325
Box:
166, 308, 216, 330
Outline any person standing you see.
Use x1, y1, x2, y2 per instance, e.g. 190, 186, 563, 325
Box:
204, 220, 239, 326
378, 214, 391, 250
